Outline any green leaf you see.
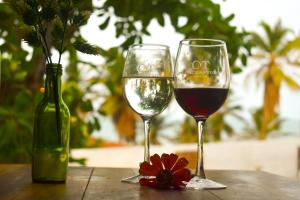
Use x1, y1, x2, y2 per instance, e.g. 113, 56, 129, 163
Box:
102, 47, 118, 62
73, 41, 103, 55
170, 15, 178, 28
225, 14, 235, 23
88, 117, 101, 132
24, 30, 40, 47
97, 12, 105, 17
156, 15, 164, 26
115, 22, 123, 38
22, 7, 37, 25
121, 36, 136, 50
142, 28, 150, 36
241, 53, 247, 66
232, 66, 242, 73
52, 20, 64, 39
80, 100, 93, 112
41, 5, 57, 21
25, 0, 38, 9
58, 2, 72, 23
94, 117, 101, 130
99, 17, 110, 30
73, 12, 91, 26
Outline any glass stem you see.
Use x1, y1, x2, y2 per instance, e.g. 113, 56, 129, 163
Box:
143, 118, 151, 162
195, 119, 206, 179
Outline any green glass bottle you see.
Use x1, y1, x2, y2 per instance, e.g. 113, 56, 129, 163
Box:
32, 64, 70, 183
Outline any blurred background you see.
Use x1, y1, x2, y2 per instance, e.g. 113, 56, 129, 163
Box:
0, 0, 300, 179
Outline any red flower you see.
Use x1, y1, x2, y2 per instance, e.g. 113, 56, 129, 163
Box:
139, 153, 192, 189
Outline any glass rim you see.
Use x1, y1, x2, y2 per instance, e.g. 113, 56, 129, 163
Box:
180, 38, 226, 47
129, 43, 170, 50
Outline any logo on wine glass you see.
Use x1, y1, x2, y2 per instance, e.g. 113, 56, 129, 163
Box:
137, 59, 164, 74
138, 64, 151, 73
189, 60, 220, 76
192, 60, 210, 70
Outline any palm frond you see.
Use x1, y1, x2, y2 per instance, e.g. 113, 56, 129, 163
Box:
286, 54, 300, 66
223, 124, 234, 135
266, 115, 284, 133
99, 96, 121, 115
282, 73, 300, 90
251, 51, 268, 59
230, 112, 246, 122
255, 20, 289, 53
260, 21, 272, 48
251, 32, 269, 51
255, 64, 267, 80
278, 37, 300, 56
270, 20, 290, 51
243, 64, 267, 88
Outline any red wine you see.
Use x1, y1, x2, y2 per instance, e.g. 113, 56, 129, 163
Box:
175, 88, 229, 119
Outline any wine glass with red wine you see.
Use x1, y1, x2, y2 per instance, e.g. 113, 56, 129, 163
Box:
122, 44, 173, 183
174, 39, 230, 189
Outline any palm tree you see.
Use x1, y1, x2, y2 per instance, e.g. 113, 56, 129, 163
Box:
149, 115, 179, 144
242, 108, 284, 139
249, 20, 300, 139
205, 98, 245, 141
178, 116, 198, 143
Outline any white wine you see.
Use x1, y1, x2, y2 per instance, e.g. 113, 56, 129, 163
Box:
123, 77, 173, 118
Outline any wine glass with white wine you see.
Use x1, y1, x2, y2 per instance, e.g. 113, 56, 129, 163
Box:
122, 44, 173, 183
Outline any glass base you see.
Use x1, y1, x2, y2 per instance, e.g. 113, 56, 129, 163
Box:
121, 174, 140, 184
185, 176, 227, 190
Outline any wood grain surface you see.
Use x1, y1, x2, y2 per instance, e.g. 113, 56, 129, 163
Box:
0, 165, 299, 200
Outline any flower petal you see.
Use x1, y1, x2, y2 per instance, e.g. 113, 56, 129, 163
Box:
171, 157, 189, 172
172, 168, 191, 188
139, 178, 157, 188
150, 154, 163, 170
161, 153, 178, 170
139, 161, 160, 176
173, 168, 192, 182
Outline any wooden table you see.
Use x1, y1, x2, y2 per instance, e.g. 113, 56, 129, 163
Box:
1, 165, 300, 200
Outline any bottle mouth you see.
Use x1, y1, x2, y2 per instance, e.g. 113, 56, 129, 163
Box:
46, 64, 62, 74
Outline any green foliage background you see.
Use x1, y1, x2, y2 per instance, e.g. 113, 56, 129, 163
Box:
0, 0, 251, 163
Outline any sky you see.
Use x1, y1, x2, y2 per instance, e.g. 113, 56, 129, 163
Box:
81, 0, 300, 141
217, 0, 300, 32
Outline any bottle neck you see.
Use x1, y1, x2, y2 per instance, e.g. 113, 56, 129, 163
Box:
44, 65, 62, 101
